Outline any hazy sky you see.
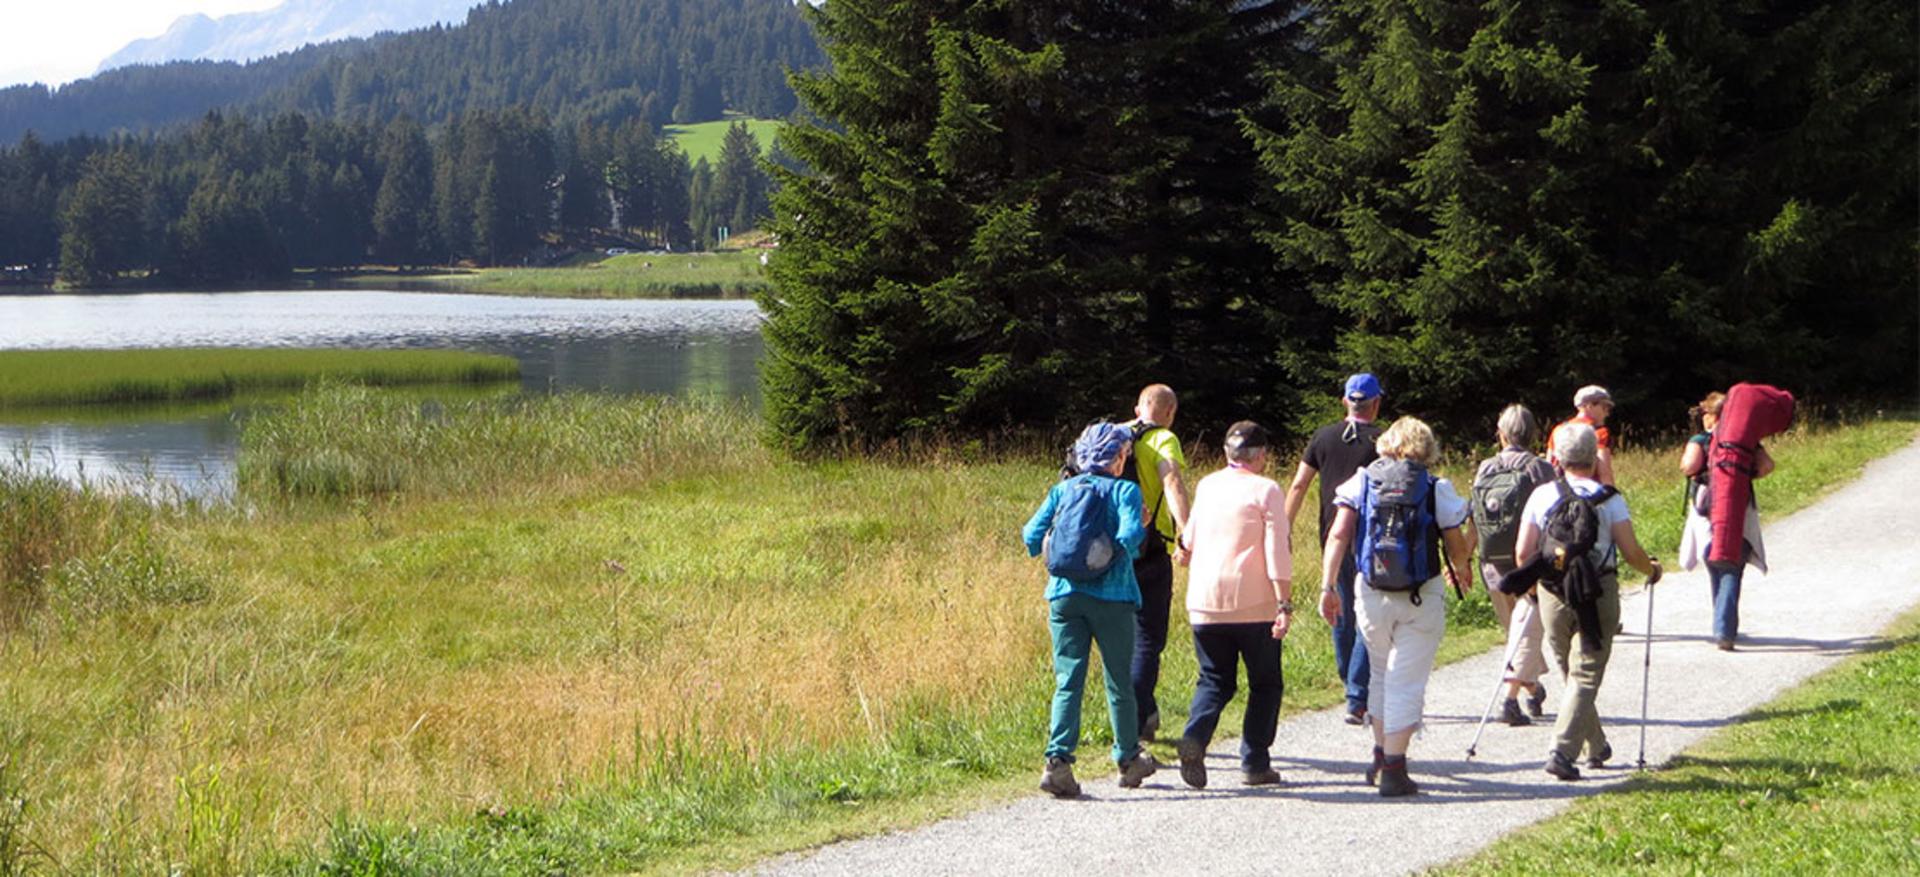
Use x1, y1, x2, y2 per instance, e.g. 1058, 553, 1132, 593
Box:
0, 0, 283, 89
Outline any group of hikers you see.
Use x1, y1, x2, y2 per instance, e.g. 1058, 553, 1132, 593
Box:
1022, 376, 1781, 798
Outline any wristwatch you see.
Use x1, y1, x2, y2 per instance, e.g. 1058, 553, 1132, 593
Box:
1276, 600, 1294, 614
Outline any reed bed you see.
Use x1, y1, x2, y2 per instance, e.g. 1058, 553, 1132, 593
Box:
0, 390, 1908, 874
0, 348, 519, 409
337, 251, 768, 299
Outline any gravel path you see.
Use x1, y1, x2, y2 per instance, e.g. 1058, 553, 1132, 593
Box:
753, 437, 1920, 877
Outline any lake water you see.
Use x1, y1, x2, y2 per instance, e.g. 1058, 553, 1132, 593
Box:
0, 291, 765, 497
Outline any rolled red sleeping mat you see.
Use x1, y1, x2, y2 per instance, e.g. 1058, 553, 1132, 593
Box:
1706, 383, 1795, 565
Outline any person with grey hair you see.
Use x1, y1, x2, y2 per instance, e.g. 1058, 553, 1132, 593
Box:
1514, 421, 1662, 781
1470, 404, 1558, 725
1172, 421, 1293, 788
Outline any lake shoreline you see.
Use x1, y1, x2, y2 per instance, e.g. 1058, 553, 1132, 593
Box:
0, 250, 772, 300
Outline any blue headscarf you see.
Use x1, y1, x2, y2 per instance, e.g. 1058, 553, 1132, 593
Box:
1073, 422, 1131, 474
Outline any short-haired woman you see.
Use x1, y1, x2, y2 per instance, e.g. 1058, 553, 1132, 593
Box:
1318, 417, 1472, 796
1172, 421, 1292, 789
1472, 404, 1557, 725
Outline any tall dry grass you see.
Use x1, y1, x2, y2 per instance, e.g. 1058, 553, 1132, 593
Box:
0, 390, 1908, 873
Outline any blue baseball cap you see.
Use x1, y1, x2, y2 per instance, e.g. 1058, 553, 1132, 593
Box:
1072, 422, 1132, 473
1344, 373, 1383, 402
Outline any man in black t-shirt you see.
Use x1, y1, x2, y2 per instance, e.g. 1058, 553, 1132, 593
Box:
1284, 373, 1384, 724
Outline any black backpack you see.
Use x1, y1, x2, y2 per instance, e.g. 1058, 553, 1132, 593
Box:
1472, 454, 1548, 570
1539, 477, 1617, 651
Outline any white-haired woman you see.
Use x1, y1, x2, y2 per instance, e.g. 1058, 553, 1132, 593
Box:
1471, 404, 1557, 725
1318, 417, 1471, 797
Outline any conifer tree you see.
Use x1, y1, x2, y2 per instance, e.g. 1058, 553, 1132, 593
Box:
1252, 0, 1917, 423
57, 150, 148, 286
373, 117, 434, 265
764, 0, 1304, 448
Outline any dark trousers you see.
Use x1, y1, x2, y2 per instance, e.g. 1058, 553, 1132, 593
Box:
1708, 562, 1745, 642
1330, 549, 1371, 713
1181, 622, 1285, 771
1131, 550, 1174, 732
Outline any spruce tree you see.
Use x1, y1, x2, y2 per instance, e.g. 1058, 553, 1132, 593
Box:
373, 117, 434, 265
764, 0, 1304, 448
57, 150, 148, 286
1252, 0, 1917, 424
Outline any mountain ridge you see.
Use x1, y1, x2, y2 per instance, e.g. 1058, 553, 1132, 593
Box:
97, 0, 485, 75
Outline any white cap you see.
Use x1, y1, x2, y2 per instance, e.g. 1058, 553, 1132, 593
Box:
1574, 385, 1612, 407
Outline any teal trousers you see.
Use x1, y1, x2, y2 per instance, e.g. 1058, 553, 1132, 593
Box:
1046, 593, 1140, 764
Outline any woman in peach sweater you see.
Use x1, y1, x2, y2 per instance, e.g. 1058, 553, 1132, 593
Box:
1171, 420, 1293, 789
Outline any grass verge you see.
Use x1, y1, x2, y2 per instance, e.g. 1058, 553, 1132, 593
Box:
0, 348, 519, 409
332, 251, 767, 299
1442, 606, 1920, 875
0, 396, 1908, 873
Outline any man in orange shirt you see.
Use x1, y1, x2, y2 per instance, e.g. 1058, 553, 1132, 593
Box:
1547, 385, 1616, 486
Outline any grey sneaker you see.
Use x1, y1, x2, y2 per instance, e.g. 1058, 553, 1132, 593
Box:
1039, 757, 1080, 798
1586, 743, 1613, 769
1242, 767, 1282, 786
1117, 751, 1160, 789
1175, 736, 1208, 789
1527, 684, 1548, 718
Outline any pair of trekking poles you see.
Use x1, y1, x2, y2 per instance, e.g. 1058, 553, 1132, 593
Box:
1464, 559, 1661, 771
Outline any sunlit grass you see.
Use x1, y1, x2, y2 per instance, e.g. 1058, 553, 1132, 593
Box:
0, 348, 519, 408
0, 394, 1908, 873
333, 250, 767, 299
1443, 606, 1920, 876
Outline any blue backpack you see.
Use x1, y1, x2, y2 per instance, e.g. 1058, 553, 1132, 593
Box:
1044, 475, 1121, 581
1358, 458, 1442, 604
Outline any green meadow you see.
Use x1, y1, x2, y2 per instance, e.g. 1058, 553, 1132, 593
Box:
665, 117, 783, 164
0, 348, 519, 409
334, 250, 768, 299
0, 387, 1910, 873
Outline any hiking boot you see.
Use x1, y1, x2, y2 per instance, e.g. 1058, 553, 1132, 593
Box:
1365, 745, 1385, 786
1501, 698, 1532, 727
1527, 684, 1548, 718
1141, 710, 1161, 742
1586, 743, 1613, 769
1039, 757, 1080, 798
1242, 767, 1282, 786
1377, 755, 1418, 798
1344, 707, 1368, 726
1175, 736, 1208, 789
1544, 751, 1582, 782
1117, 751, 1160, 789
1716, 638, 1736, 652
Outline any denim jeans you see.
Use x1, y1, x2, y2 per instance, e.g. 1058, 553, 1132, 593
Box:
1131, 551, 1174, 733
1331, 549, 1371, 713
1708, 562, 1744, 642
1047, 593, 1140, 765
1181, 622, 1285, 771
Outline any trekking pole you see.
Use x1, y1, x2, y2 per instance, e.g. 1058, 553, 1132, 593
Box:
1466, 606, 1527, 760
1636, 578, 1656, 770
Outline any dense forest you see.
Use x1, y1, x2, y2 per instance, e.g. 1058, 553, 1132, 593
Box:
764, 0, 1916, 447
0, 0, 824, 144
0, 111, 773, 283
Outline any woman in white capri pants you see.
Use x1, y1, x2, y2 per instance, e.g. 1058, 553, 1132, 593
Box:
1318, 417, 1472, 797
